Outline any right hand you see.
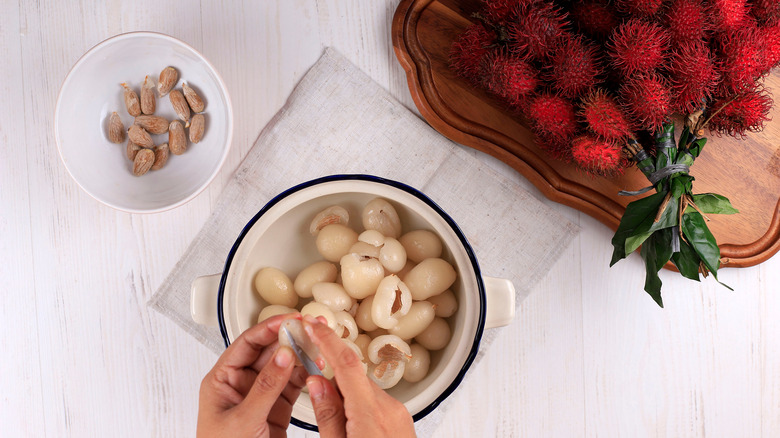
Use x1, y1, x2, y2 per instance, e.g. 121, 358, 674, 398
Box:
302, 315, 417, 438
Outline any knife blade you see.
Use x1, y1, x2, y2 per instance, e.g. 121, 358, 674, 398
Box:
282, 325, 323, 377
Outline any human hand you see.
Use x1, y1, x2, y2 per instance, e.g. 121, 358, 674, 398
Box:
197, 314, 308, 438
302, 315, 417, 438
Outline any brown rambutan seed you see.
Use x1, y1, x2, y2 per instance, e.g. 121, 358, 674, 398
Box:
546, 36, 603, 99
615, 0, 664, 17
619, 73, 672, 132
580, 90, 632, 141
508, 2, 571, 60
708, 88, 774, 137
570, 0, 619, 38
527, 93, 580, 143
479, 52, 539, 106
571, 134, 625, 177
608, 19, 669, 77
450, 24, 496, 84
668, 41, 719, 114
665, 0, 711, 44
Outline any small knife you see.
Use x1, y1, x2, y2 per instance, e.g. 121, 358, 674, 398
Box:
281, 326, 323, 377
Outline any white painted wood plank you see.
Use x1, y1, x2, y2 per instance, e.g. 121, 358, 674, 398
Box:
761, 256, 780, 437
0, 0, 46, 435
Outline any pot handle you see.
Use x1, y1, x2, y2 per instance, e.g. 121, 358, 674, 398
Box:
483, 277, 515, 329
191, 273, 222, 327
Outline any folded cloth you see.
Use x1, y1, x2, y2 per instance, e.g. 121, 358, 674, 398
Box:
149, 47, 579, 436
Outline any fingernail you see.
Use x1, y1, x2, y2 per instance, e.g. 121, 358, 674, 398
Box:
307, 378, 324, 402
275, 347, 294, 368
303, 314, 318, 324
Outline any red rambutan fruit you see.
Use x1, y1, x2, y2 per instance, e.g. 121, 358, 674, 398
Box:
619, 73, 672, 131
527, 93, 580, 144
570, 0, 620, 39
571, 134, 625, 176
608, 19, 669, 77
534, 130, 575, 161
667, 41, 719, 113
508, 2, 570, 60
479, 52, 539, 105
450, 24, 496, 83
580, 90, 633, 141
751, 0, 780, 25
481, 0, 532, 25
665, 0, 711, 44
708, 88, 774, 137
716, 25, 767, 93
759, 22, 780, 71
710, 0, 750, 32
615, 0, 664, 17
546, 36, 603, 99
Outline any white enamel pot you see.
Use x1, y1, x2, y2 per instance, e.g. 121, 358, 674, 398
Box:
190, 175, 515, 430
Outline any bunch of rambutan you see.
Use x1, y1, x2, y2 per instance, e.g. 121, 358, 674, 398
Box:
449, 0, 779, 176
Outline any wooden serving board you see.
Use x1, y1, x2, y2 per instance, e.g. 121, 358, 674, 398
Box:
392, 0, 780, 268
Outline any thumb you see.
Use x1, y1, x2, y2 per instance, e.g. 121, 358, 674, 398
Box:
307, 376, 347, 438
239, 346, 296, 423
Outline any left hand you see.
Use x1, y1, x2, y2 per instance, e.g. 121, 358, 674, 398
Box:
197, 313, 308, 438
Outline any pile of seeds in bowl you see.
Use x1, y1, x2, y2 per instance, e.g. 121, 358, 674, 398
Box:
256, 197, 459, 390
106, 66, 207, 176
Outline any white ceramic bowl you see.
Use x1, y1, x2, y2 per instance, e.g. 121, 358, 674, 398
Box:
55, 32, 233, 213
190, 175, 515, 430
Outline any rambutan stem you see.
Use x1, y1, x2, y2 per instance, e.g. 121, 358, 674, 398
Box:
696, 94, 742, 134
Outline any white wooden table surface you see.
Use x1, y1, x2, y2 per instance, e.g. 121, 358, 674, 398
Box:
2, 1, 779, 437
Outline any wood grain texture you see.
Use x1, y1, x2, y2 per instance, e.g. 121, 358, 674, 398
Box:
392, 0, 780, 268
1, 0, 779, 437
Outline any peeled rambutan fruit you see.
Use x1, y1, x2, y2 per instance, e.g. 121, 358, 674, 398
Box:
508, 2, 570, 60
450, 23, 497, 85
716, 25, 767, 93
608, 19, 669, 77
580, 90, 633, 141
710, 0, 750, 32
571, 134, 625, 177
615, 0, 664, 17
751, 0, 780, 25
546, 36, 602, 99
570, 0, 620, 39
479, 52, 539, 106
665, 0, 710, 44
619, 73, 672, 131
708, 88, 773, 137
667, 41, 719, 113
527, 93, 580, 144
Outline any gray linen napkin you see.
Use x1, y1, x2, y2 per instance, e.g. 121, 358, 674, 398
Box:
149, 48, 579, 435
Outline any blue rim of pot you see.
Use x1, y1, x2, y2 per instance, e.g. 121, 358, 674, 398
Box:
217, 174, 486, 432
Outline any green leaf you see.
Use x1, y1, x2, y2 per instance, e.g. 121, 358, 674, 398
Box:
670, 176, 689, 199
689, 193, 739, 215
640, 231, 665, 307
610, 192, 665, 266
687, 137, 707, 158
672, 240, 701, 281
679, 126, 690, 149
681, 211, 721, 276
624, 196, 679, 255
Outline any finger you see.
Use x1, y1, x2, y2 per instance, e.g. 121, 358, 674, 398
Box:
239, 346, 296, 423
307, 376, 347, 438
266, 380, 304, 435
219, 313, 301, 370
303, 315, 373, 401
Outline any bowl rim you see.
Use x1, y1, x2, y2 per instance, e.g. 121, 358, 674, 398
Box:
216, 174, 487, 431
54, 31, 234, 214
